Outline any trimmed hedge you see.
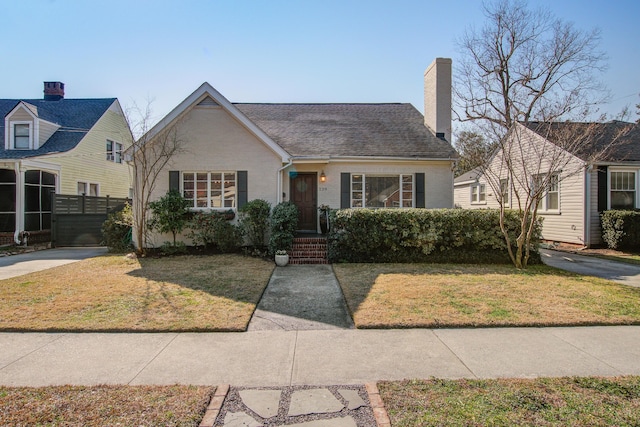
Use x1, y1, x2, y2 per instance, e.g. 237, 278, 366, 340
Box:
327, 208, 541, 264
601, 210, 640, 250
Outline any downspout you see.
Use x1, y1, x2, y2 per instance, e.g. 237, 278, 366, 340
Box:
276, 159, 293, 204
584, 164, 592, 248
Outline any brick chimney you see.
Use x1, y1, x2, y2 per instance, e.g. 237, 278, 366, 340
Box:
44, 82, 65, 101
423, 58, 452, 143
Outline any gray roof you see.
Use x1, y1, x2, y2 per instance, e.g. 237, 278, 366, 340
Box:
454, 167, 482, 184
235, 103, 458, 159
523, 121, 640, 163
0, 98, 116, 159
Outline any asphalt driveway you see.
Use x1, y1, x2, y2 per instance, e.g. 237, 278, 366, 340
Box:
0, 247, 108, 280
540, 248, 640, 287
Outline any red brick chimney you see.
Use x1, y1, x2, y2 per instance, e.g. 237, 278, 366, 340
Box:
44, 82, 65, 101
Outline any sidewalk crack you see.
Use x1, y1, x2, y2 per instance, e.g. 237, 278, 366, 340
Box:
432, 330, 478, 379
127, 333, 179, 385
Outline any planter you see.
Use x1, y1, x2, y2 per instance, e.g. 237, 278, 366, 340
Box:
275, 253, 289, 266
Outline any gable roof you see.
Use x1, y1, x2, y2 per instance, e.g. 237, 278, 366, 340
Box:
0, 98, 116, 159
140, 83, 290, 161
453, 167, 482, 185
235, 103, 458, 159
523, 121, 640, 163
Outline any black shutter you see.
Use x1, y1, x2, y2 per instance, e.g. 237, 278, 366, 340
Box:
169, 171, 180, 192
341, 173, 350, 208
237, 170, 248, 208
415, 173, 425, 208
597, 166, 608, 212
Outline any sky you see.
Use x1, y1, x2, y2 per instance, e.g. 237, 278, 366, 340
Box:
2, 0, 639, 141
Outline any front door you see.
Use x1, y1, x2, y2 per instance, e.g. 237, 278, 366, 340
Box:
290, 172, 317, 232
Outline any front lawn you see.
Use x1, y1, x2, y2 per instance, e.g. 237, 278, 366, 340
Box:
379, 377, 640, 427
333, 263, 640, 328
0, 385, 213, 427
0, 254, 274, 332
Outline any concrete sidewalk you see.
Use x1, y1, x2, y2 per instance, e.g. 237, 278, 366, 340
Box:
2, 326, 639, 387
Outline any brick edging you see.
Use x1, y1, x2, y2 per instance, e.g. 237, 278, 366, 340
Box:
199, 384, 230, 427
365, 382, 391, 427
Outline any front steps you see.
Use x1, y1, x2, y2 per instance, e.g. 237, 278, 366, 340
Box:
289, 236, 328, 264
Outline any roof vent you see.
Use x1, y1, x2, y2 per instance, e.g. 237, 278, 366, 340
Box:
435, 132, 446, 140
44, 82, 65, 101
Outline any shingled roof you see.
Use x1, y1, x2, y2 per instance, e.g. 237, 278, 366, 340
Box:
0, 98, 116, 159
523, 121, 640, 163
234, 103, 458, 159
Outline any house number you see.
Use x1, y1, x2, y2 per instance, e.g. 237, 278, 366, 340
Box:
318, 187, 328, 191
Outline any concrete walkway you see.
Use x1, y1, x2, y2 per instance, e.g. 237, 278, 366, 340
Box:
540, 248, 640, 287
2, 326, 639, 387
248, 265, 354, 331
0, 247, 108, 280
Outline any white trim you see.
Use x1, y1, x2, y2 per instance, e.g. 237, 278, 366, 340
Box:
349, 173, 415, 208
140, 83, 290, 162
607, 167, 639, 210
181, 170, 238, 210
470, 183, 486, 205
8, 121, 33, 150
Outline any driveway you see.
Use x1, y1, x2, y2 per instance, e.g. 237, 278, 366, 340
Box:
0, 247, 108, 280
540, 248, 640, 287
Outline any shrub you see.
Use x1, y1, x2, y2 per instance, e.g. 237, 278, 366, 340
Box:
238, 199, 271, 249
268, 202, 299, 255
601, 210, 640, 250
101, 202, 133, 253
186, 211, 241, 253
327, 208, 541, 264
148, 190, 190, 246
159, 241, 188, 255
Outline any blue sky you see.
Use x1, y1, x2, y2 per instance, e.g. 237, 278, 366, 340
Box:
2, 0, 638, 137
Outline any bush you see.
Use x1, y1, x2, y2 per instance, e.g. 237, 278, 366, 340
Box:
601, 210, 640, 250
186, 211, 241, 253
148, 190, 190, 246
238, 199, 271, 249
327, 208, 541, 264
101, 203, 133, 253
268, 202, 299, 255
159, 241, 188, 255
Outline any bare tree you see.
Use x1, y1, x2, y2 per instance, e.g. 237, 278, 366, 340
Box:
454, 0, 611, 268
126, 103, 186, 255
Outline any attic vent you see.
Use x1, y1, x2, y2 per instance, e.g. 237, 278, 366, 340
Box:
435, 132, 446, 140
198, 96, 219, 106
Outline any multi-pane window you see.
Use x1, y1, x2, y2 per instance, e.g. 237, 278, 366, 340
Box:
533, 172, 560, 211
182, 172, 236, 208
14, 123, 30, 149
471, 184, 486, 203
0, 169, 16, 232
24, 170, 56, 231
610, 171, 636, 209
351, 174, 413, 208
106, 140, 123, 163
77, 182, 98, 196
500, 179, 509, 205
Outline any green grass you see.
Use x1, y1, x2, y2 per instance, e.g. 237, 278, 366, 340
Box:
334, 263, 640, 328
379, 377, 640, 426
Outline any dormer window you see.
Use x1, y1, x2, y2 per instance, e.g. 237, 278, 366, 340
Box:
11, 122, 32, 149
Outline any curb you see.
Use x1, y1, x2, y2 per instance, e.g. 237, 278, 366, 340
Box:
199, 384, 229, 427
366, 382, 391, 427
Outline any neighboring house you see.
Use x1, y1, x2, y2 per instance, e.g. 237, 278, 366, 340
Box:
454, 121, 640, 247
137, 58, 458, 247
0, 82, 133, 244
